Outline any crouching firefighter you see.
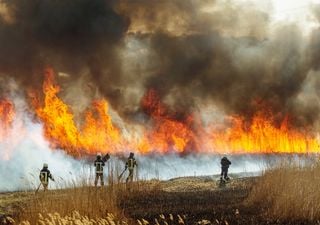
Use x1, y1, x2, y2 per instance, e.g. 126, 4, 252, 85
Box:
125, 152, 137, 183
39, 163, 54, 191
94, 153, 110, 186
220, 156, 231, 183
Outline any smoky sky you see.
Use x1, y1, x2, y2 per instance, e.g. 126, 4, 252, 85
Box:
0, 0, 129, 90
0, 0, 320, 128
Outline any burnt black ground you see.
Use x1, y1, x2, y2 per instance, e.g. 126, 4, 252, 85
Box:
119, 177, 318, 225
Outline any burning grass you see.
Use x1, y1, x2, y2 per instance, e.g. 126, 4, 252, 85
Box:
248, 158, 320, 221
25, 68, 320, 157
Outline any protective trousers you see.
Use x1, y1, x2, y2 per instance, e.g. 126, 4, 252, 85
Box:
221, 167, 229, 180
41, 182, 48, 191
95, 173, 104, 186
126, 169, 134, 183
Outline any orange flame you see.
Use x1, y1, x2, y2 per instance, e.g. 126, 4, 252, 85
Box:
80, 100, 121, 153
31, 69, 320, 156
139, 89, 197, 153
32, 69, 80, 155
0, 98, 16, 160
208, 113, 320, 154
32, 68, 121, 156
0, 98, 15, 141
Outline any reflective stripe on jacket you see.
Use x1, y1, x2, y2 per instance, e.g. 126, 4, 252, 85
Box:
94, 159, 105, 174
126, 158, 136, 170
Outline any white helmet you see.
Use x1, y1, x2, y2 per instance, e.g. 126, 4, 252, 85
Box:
43, 163, 48, 168
97, 152, 102, 157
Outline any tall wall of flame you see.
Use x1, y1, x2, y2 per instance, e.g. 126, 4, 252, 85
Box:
25, 69, 320, 155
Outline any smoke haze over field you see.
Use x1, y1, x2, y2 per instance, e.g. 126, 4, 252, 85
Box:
0, 81, 315, 191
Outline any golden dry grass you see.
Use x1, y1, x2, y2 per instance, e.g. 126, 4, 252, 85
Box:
15, 211, 189, 225
248, 159, 320, 220
18, 211, 125, 225
15, 165, 154, 224
17, 186, 124, 224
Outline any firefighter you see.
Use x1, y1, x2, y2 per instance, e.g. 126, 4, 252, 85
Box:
39, 163, 54, 191
94, 153, 107, 186
220, 155, 231, 182
125, 152, 137, 183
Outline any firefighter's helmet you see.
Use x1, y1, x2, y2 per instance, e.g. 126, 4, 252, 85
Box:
129, 152, 134, 157
43, 163, 48, 168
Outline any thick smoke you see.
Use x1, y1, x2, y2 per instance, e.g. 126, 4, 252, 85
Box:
116, 0, 320, 129
118, 0, 312, 126
0, 0, 320, 127
0, 0, 129, 106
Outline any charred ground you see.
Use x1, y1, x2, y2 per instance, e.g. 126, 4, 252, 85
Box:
119, 176, 315, 225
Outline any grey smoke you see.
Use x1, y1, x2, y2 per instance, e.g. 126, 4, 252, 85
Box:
0, 0, 129, 96
0, 0, 319, 128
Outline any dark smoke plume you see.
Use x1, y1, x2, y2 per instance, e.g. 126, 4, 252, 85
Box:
0, 0, 320, 128
0, 0, 129, 97
116, 0, 320, 129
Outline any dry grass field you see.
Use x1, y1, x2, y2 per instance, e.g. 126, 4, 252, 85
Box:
248, 161, 320, 221
1, 168, 320, 225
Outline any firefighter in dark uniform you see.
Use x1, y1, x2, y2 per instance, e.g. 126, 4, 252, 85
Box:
125, 152, 137, 183
220, 156, 231, 182
39, 163, 54, 191
94, 153, 106, 186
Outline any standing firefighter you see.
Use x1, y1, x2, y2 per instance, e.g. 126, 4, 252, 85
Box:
220, 156, 231, 182
39, 163, 54, 191
94, 152, 110, 186
125, 152, 137, 183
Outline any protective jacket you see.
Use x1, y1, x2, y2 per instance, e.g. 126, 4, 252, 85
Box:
221, 157, 231, 168
125, 157, 137, 170
94, 158, 105, 174
39, 168, 54, 184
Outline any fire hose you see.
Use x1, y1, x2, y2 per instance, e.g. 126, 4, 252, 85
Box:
118, 168, 127, 180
